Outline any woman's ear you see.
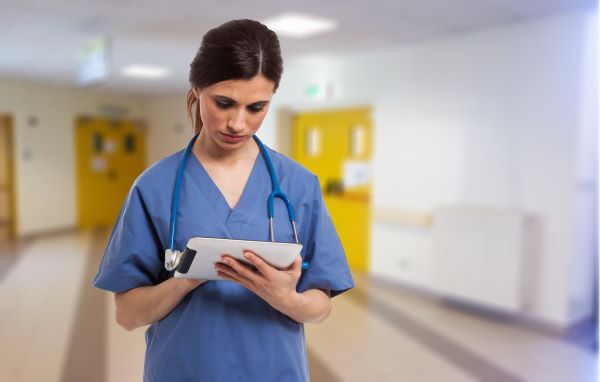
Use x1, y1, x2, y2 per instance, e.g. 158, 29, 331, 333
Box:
192, 87, 200, 99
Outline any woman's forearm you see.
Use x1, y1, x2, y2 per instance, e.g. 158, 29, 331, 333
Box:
114, 278, 203, 331
279, 289, 332, 324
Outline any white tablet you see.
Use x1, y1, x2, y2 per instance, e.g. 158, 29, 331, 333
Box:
174, 237, 303, 280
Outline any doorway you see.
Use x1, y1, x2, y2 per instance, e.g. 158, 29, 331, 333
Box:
0, 115, 15, 241
75, 116, 146, 228
291, 107, 373, 272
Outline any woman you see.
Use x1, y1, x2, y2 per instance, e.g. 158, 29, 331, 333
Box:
94, 19, 354, 381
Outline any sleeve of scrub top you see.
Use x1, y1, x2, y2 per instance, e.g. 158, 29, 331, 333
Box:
93, 185, 164, 293
297, 175, 355, 298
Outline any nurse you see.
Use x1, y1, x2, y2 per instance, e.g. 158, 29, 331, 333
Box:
93, 19, 354, 381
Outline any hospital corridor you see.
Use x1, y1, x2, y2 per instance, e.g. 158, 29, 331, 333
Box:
1, 1, 599, 381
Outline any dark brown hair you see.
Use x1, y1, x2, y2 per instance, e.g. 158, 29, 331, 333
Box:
187, 19, 283, 133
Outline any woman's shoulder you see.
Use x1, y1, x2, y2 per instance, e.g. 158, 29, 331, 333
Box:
266, 147, 317, 184
131, 150, 183, 192
268, 148, 320, 196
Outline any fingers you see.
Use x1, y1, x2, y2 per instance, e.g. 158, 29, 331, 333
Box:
216, 253, 303, 291
287, 256, 302, 272
219, 256, 259, 284
243, 251, 274, 278
217, 270, 252, 290
215, 262, 254, 287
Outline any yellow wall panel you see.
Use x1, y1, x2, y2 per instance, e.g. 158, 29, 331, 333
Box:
292, 107, 372, 272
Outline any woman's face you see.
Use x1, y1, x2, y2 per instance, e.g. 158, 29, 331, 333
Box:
194, 75, 275, 151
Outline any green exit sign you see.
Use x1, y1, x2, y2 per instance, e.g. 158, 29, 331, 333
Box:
305, 82, 333, 100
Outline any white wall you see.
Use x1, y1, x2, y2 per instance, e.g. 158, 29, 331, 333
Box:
0, 79, 146, 236
570, 9, 598, 323
263, 9, 595, 329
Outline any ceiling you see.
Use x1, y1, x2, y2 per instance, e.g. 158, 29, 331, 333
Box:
0, 0, 595, 95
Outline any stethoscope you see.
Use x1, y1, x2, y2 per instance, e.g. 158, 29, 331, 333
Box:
164, 132, 309, 272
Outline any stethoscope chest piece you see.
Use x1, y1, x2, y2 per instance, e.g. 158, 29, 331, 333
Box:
165, 249, 183, 271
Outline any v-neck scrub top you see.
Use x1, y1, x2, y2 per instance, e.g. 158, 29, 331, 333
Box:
93, 145, 355, 382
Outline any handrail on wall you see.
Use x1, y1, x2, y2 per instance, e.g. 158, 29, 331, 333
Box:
372, 208, 433, 229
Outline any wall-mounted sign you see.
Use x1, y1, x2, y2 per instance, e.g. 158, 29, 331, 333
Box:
343, 160, 371, 189
91, 156, 107, 172
78, 36, 110, 86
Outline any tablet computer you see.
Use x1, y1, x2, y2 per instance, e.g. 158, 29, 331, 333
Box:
174, 237, 303, 280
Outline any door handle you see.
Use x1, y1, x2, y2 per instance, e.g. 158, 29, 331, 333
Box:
324, 179, 344, 196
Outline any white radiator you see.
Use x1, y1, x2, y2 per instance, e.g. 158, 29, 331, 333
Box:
432, 206, 536, 313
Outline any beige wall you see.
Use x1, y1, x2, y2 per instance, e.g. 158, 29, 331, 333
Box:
144, 96, 192, 166
0, 79, 146, 236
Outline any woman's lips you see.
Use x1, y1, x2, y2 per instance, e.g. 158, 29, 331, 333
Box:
220, 132, 245, 144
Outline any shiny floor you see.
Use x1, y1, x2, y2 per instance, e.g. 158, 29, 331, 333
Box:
0, 231, 597, 382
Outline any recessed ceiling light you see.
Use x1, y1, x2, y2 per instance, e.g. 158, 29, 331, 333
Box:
263, 12, 338, 39
120, 64, 170, 79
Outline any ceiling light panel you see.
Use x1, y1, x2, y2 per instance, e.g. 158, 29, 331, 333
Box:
120, 64, 170, 79
263, 12, 338, 39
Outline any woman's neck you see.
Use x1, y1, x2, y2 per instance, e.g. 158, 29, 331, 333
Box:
193, 128, 258, 165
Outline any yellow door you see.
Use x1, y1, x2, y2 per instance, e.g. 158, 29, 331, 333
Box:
76, 117, 146, 228
292, 107, 372, 272
0, 115, 15, 241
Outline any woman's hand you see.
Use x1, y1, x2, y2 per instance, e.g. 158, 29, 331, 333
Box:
215, 251, 302, 313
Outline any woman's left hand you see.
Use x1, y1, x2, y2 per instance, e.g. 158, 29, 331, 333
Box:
215, 251, 302, 312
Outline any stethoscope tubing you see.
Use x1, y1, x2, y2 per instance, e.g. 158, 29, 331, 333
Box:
168, 133, 308, 271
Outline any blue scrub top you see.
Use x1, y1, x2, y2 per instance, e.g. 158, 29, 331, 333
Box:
93, 144, 355, 382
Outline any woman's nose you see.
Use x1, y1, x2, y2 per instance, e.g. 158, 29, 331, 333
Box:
227, 108, 246, 132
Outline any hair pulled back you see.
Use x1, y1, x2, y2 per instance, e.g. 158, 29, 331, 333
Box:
187, 19, 283, 132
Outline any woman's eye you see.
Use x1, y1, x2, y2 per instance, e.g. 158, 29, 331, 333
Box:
248, 105, 264, 113
215, 101, 233, 109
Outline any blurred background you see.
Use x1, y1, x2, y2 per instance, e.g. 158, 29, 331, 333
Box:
0, 1, 598, 381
